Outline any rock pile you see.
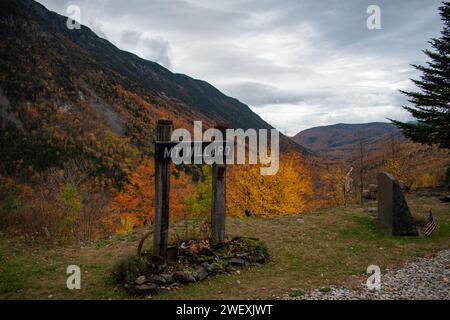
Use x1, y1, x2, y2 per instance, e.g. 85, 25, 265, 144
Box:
363, 184, 378, 200
113, 237, 269, 297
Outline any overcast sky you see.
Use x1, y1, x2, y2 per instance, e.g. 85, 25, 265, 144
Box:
38, 0, 443, 135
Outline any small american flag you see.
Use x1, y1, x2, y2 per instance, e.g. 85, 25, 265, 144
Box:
424, 210, 437, 237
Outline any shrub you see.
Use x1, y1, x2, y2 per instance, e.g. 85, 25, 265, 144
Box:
112, 255, 147, 284
184, 166, 212, 217
0, 162, 113, 243
411, 173, 438, 191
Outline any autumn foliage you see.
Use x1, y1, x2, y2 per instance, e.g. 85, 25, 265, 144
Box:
110, 160, 195, 234
109, 153, 316, 234
227, 153, 313, 217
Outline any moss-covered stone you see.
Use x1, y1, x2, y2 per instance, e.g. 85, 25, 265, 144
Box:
113, 237, 270, 296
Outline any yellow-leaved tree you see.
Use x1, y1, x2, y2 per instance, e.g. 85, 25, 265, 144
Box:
227, 153, 313, 217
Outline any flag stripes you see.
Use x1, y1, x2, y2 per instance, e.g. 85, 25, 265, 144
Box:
424, 210, 437, 237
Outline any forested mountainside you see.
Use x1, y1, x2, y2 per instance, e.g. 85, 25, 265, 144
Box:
0, 0, 302, 185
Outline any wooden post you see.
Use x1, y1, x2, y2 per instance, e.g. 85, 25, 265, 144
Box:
211, 124, 228, 245
153, 119, 173, 257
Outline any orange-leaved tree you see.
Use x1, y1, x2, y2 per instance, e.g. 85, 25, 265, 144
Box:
110, 159, 195, 234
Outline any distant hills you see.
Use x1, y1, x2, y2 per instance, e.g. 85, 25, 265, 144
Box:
292, 122, 407, 162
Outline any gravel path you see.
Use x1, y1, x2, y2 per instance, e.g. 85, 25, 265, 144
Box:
288, 250, 450, 300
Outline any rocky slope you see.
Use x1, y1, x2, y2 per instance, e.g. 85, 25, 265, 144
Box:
0, 0, 302, 182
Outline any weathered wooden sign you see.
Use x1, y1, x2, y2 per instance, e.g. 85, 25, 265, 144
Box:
153, 120, 229, 258
154, 141, 233, 164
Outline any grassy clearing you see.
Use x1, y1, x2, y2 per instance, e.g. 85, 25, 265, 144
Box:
0, 192, 449, 300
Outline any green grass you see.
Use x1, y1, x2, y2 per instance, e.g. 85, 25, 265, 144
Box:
0, 193, 448, 300
288, 289, 305, 298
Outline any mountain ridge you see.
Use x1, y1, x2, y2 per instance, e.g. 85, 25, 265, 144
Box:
292, 122, 407, 162
1, 0, 271, 130
0, 0, 304, 182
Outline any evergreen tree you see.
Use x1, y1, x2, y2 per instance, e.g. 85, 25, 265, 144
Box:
391, 2, 450, 149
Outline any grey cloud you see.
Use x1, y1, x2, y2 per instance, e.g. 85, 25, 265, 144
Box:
118, 30, 172, 68
120, 30, 142, 45
37, 0, 444, 132
88, 19, 108, 39
221, 82, 304, 106
142, 37, 172, 69
85, 0, 251, 36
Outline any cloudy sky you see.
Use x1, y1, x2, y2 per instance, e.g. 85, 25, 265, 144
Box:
38, 0, 443, 135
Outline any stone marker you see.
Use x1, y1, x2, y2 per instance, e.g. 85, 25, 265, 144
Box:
377, 172, 418, 236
